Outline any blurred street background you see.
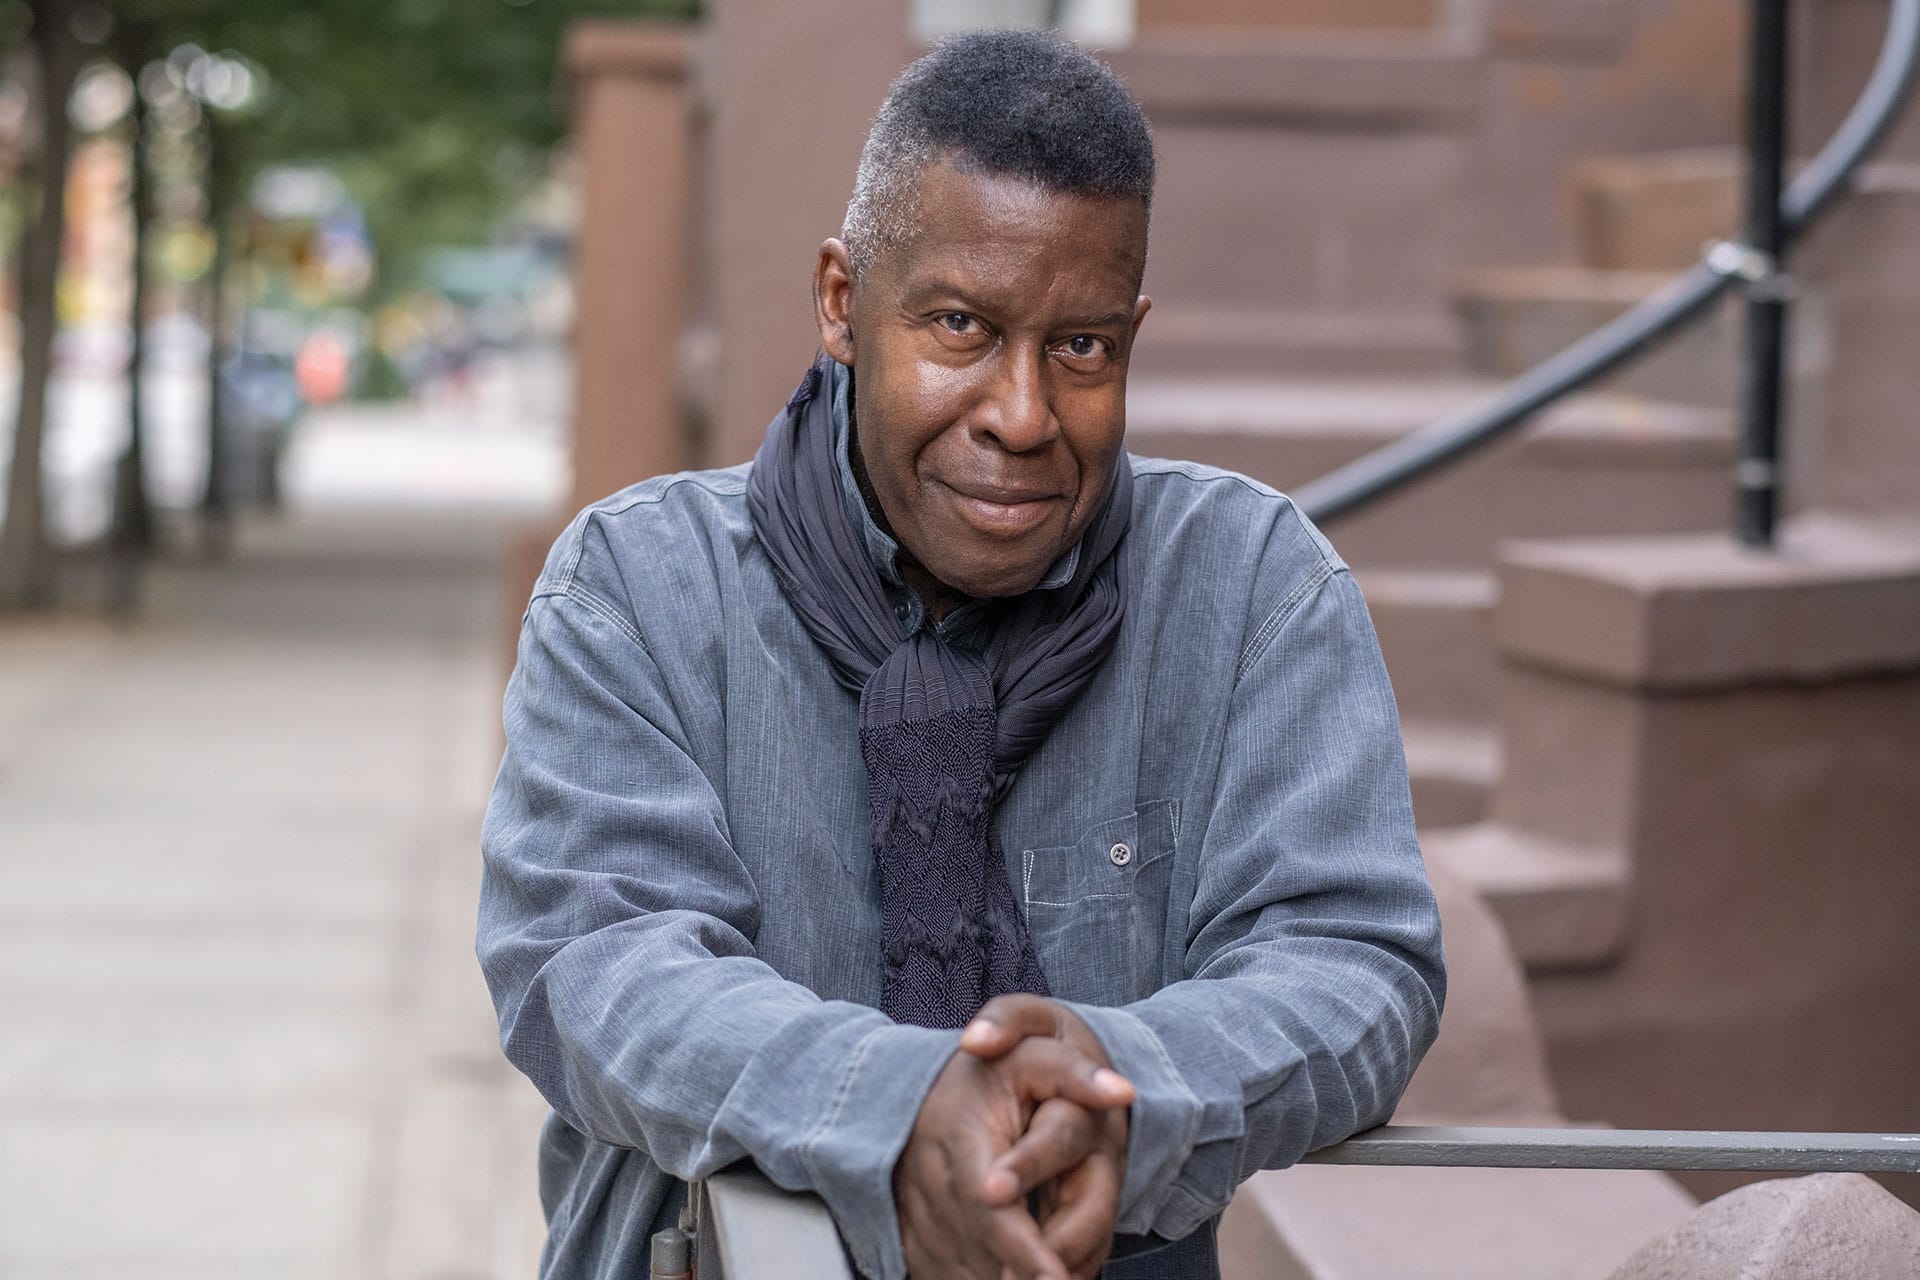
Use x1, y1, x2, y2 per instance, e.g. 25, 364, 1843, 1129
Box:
0, 1, 672, 1275
0, 397, 561, 1276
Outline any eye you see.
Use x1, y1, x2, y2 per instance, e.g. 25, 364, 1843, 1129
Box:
938, 312, 977, 335
1055, 334, 1112, 368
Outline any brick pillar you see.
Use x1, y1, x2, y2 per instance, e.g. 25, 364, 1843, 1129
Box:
564, 22, 696, 509
703, 0, 907, 465
500, 23, 695, 681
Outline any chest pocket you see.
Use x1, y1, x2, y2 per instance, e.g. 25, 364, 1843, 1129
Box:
1021, 799, 1178, 1007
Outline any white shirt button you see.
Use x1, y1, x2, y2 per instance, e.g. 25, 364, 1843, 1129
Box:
1108, 842, 1132, 867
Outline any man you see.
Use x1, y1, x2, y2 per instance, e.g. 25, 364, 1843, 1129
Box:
479, 30, 1444, 1280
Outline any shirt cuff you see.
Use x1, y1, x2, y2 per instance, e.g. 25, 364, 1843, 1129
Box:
1060, 1001, 1248, 1241
715, 1010, 959, 1280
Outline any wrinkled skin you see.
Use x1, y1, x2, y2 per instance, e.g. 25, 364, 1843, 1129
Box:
812, 161, 1154, 1276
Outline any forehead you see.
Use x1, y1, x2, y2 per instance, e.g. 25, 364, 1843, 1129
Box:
873, 161, 1148, 306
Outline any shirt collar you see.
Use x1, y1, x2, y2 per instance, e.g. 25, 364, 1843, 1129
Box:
829, 362, 909, 588
828, 360, 1083, 594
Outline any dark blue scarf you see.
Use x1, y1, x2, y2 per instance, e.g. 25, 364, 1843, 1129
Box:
746, 357, 1132, 1028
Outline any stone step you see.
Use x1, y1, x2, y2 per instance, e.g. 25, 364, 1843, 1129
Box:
1563, 147, 1742, 273
1421, 822, 1631, 973
1126, 376, 1736, 572
1108, 33, 1481, 382
1127, 308, 1465, 381
1359, 569, 1500, 727
1138, 0, 1441, 32
1403, 720, 1499, 830
1451, 265, 1741, 406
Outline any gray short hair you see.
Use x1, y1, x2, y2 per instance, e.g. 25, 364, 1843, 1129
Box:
842, 30, 1155, 278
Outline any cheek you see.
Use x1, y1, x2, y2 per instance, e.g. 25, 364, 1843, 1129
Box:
871, 363, 977, 481
1063, 389, 1129, 467
900, 356, 979, 427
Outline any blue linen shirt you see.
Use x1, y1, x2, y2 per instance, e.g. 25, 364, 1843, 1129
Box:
477, 389, 1446, 1280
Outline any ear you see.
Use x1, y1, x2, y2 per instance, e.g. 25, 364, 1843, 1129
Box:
814, 239, 858, 365
1120, 294, 1152, 358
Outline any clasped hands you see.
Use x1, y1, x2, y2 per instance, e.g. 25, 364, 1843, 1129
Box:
894, 994, 1134, 1280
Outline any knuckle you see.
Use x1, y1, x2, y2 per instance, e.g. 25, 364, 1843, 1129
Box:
1045, 1121, 1092, 1160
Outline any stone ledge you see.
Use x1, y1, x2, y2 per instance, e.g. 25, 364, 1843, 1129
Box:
1403, 722, 1500, 829
1124, 375, 1728, 455
1423, 822, 1631, 971
564, 21, 694, 83
1489, 0, 1639, 61
1129, 307, 1466, 379
1109, 35, 1481, 127
1801, 164, 1920, 300
1496, 516, 1920, 690
1223, 1161, 1695, 1280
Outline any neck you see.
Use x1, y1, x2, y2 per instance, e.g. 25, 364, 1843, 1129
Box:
898, 558, 971, 622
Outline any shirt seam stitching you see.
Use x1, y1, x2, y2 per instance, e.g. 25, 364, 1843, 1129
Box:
1236, 561, 1341, 680
533, 581, 651, 654
798, 1025, 886, 1278
1123, 1012, 1202, 1234
1128, 459, 1282, 500
593, 471, 748, 518
548, 477, 750, 594
800, 1025, 882, 1168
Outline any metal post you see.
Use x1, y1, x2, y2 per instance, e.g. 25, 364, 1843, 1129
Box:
649, 1226, 693, 1280
1735, 0, 1793, 547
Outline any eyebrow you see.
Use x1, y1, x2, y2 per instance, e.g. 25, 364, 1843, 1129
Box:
904, 282, 1133, 329
904, 280, 995, 312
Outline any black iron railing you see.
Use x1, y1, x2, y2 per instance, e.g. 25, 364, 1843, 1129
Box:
1294, 0, 1920, 545
1734, 0, 1794, 545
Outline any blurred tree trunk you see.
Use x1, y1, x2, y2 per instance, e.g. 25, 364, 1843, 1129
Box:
111, 46, 156, 573
0, 0, 83, 611
199, 109, 231, 552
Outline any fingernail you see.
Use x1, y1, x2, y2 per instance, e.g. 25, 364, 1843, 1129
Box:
960, 1020, 993, 1046
1094, 1068, 1133, 1096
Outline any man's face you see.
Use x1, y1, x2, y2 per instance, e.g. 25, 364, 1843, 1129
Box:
816, 161, 1150, 606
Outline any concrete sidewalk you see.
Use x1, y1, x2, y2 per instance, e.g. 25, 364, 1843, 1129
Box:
0, 457, 555, 1274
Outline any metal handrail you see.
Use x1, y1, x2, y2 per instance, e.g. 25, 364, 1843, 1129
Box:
677, 1125, 1920, 1276
1305, 1124, 1920, 1174
1293, 0, 1920, 527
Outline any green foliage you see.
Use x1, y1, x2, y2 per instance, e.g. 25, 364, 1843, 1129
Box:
114, 0, 698, 291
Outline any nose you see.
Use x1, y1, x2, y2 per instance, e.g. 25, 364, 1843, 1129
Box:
972, 345, 1058, 454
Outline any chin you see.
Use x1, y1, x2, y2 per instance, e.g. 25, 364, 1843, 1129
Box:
938, 556, 1051, 601
923, 520, 1072, 600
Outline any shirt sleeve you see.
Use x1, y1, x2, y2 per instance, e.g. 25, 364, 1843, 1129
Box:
1062, 565, 1447, 1242
476, 583, 955, 1280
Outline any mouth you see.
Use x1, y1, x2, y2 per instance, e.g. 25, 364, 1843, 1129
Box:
939, 480, 1063, 538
